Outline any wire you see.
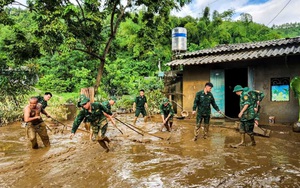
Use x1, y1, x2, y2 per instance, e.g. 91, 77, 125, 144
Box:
267, 0, 292, 26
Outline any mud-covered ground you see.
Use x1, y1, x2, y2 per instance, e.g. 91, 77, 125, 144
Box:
0, 115, 300, 188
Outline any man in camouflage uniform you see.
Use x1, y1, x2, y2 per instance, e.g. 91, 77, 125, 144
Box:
102, 96, 117, 115
132, 89, 148, 125
70, 95, 116, 152
23, 97, 51, 149
244, 87, 265, 126
36, 92, 52, 118
159, 98, 175, 132
192, 82, 221, 140
231, 85, 256, 148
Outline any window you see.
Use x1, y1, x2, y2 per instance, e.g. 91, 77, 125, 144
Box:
271, 77, 290, 101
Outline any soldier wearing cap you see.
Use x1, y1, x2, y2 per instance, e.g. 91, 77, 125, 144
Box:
70, 95, 116, 152
231, 85, 256, 148
102, 96, 117, 115
132, 89, 148, 125
159, 98, 175, 132
192, 82, 221, 140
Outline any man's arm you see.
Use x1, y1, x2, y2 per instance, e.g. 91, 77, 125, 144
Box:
238, 104, 249, 118
192, 92, 199, 114
41, 108, 50, 118
71, 110, 85, 134
210, 94, 220, 112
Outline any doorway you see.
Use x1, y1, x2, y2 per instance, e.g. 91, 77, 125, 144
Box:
225, 68, 248, 118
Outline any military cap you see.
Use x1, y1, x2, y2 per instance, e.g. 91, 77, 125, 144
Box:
79, 94, 90, 106
162, 98, 169, 103
233, 85, 244, 92
110, 96, 117, 102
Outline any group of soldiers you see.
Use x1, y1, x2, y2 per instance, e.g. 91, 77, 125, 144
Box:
23, 83, 264, 152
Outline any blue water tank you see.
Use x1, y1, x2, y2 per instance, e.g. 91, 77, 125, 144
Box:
172, 27, 187, 52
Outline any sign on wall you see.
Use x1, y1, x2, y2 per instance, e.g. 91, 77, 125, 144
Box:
271, 77, 290, 101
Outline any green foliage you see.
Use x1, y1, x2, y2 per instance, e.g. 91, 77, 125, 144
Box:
0, 95, 27, 126
273, 23, 300, 38
290, 76, 300, 122
291, 76, 300, 99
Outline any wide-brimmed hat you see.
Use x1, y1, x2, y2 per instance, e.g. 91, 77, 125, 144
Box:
233, 85, 244, 92
79, 94, 90, 106
110, 96, 117, 102
162, 98, 169, 103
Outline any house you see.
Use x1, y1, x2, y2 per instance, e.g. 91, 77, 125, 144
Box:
166, 37, 300, 123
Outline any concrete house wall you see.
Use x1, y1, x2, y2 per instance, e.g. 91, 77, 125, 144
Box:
180, 55, 300, 123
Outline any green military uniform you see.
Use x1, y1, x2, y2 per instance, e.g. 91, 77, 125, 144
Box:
193, 90, 220, 139
239, 91, 256, 133
72, 95, 113, 152
72, 102, 112, 139
134, 95, 147, 117
231, 85, 257, 148
102, 101, 112, 114
245, 88, 265, 121
36, 96, 48, 109
159, 98, 175, 131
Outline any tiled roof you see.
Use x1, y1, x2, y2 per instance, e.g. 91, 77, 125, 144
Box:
167, 37, 300, 66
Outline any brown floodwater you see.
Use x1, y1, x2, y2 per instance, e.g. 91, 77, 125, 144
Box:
0, 115, 299, 188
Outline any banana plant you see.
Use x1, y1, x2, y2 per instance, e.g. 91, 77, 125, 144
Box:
291, 76, 300, 122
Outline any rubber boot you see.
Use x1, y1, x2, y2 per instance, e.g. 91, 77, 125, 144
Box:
194, 127, 200, 141
169, 122, 173, 131
133, 117, 137, 126
164, 123, 170, 132
230, 133, 245, 148
98, 140, 110, 152
248, 134, 256, 146
203, 124, 209, 139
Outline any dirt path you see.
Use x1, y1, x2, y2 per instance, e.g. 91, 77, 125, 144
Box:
0, 115, 300, 187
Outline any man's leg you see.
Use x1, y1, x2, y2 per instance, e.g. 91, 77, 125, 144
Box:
194, 115, 202, 141
27, 124, 38, 149
203, 116, 210, 139
169, 118, 173, 131
246, 120, 256, 146
231, 121, 246, 148
142, 108, 148, 124
37, 122, 50, 147
97, 124, 109, 152
133, 109, 140, 125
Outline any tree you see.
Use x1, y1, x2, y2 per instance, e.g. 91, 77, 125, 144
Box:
2, 0, 191, 93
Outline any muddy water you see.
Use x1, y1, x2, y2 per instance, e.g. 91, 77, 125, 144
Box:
0, 115, 299, 188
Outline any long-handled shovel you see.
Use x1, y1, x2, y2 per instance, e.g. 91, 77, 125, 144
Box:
115, 117, 167, 140
114, 118, 144, 136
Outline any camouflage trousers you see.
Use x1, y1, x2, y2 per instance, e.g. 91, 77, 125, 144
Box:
91, 123, 108, 141
27, 122, 50, 149
239, 119, 255, 134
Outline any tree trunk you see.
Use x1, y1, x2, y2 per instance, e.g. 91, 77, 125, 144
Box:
94, 58, 105, 92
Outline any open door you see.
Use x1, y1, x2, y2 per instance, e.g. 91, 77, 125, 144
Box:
210, 70, 225, 117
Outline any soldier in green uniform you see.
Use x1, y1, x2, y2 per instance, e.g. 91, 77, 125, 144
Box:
192, 82, 221, 140
23, 97, 51, 149
36, 92, 52, 118
70, 95, 116, 152
102, 96, 117, 115
159, 98, 175, 132
244, 87, 265, 126
132, 89, 148, 125
231, 85, 256, 148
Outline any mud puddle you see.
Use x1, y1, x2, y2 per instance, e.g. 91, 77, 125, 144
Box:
0, 116, 300, 187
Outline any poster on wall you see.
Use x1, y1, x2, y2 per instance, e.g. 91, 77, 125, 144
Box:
271, 77, 290, 102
